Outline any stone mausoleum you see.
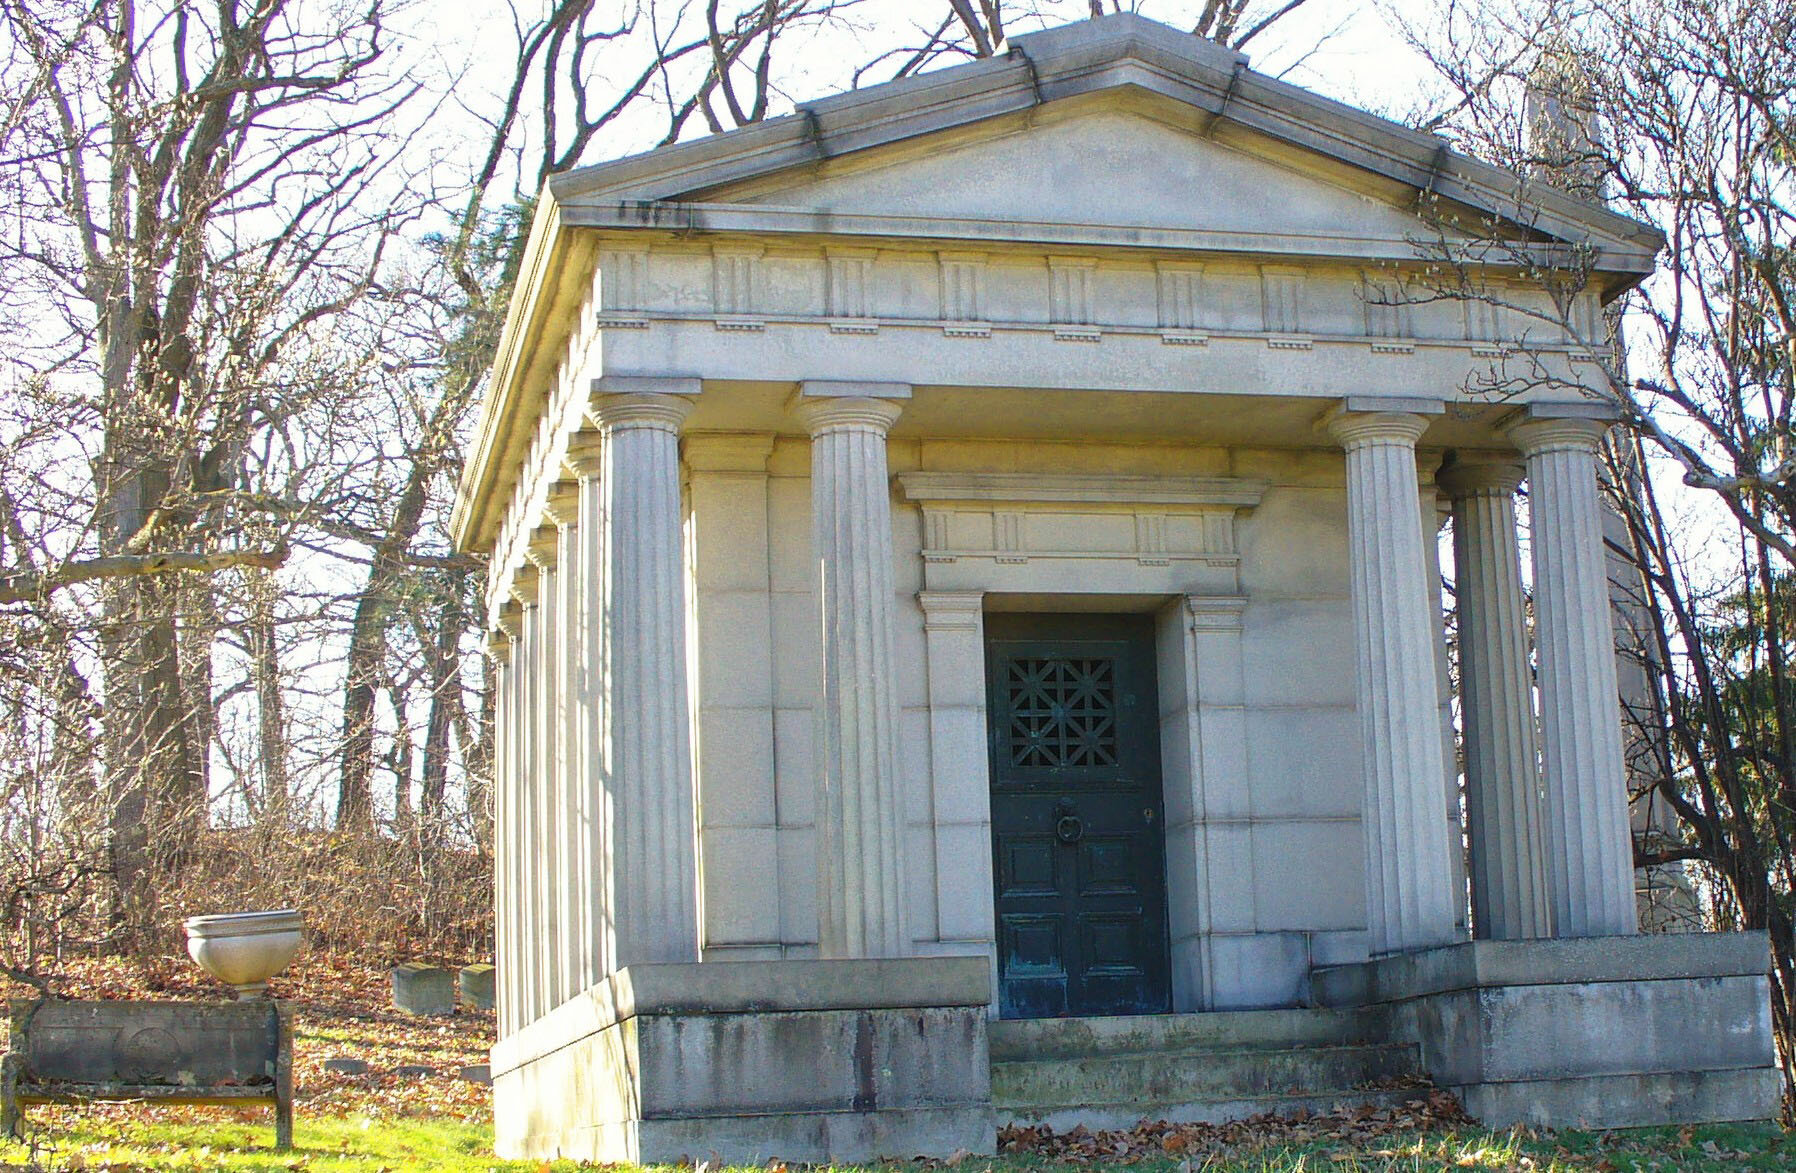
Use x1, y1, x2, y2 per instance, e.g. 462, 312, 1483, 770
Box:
451, 14, 1780, 1163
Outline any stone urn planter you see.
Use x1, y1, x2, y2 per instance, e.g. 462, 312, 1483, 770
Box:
183, 909, 304, 998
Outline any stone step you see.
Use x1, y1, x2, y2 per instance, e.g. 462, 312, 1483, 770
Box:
992, 1041, 1421, 1107
989, 1006, 1391, 1062
996, 1086, 1430, 1133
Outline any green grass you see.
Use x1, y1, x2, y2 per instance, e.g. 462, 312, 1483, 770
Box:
4, 1114, 554, 1172
2, 1116, 1787, 1172
989, 1123, 1794, 1172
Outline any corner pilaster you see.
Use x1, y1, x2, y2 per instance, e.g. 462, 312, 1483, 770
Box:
918, 590, 996, 997
1165, 594, 1251, 1009
683, 432, 780, 956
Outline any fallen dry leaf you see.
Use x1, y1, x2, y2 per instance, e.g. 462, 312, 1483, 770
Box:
0, 949, 497, 1131
998, 1091, 1476, 1163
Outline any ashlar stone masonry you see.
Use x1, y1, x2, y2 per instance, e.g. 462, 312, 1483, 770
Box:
451, 14, 1779, 1164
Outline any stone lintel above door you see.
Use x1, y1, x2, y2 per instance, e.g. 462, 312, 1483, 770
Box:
896, 472, 1266, 595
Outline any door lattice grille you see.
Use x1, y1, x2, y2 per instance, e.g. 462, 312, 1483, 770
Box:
1003, 657, 1119, 768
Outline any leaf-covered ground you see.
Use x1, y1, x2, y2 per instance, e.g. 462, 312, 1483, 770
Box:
994, 1115, 1792, 1170
0, 952, 1787, 1170
0, 948, 493, 1133
6, 1115, 1791, 1172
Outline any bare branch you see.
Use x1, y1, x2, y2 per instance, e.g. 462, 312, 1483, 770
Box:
0, 547, 290, 605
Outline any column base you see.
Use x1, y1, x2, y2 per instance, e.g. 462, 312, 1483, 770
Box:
492, 957, 995, 1164
1310, 933, 1779, 1129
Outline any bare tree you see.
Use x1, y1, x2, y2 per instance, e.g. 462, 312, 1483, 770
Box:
850, 1, 1328, 87
0, 0, 423, 943
333, 0, 879, 834
1399, 0, 1796, 1099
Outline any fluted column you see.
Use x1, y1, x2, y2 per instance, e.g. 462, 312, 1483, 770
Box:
508, 569, 541, 1025
1509, 417, 1637, 937
1441, 460, 1552, 939
543, 483, 583, 1005
798, 392, 910, 959
1326, 410, 1458, 955
1418, 459, 1469, 936
593, 391, 701, 966
565, 434, 609, 989
524, 528, 561, 1016
486, 617, 516, 1038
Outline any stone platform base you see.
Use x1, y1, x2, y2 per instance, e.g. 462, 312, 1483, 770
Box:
491, 957, 994, 1164
1312, 932, 1780, 1129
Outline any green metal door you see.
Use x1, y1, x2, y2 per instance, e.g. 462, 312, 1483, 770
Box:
986, 613, 1171, 1019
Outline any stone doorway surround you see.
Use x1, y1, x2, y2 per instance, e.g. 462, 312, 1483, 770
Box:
902, 467, 1272, 1015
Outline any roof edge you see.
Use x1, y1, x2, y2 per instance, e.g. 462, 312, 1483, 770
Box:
546, 12, 1660, 254
450, 196, 573, 553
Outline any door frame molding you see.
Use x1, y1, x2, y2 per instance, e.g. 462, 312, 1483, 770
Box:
916, 590, 1249, 1016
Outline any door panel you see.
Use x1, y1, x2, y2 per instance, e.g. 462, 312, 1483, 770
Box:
986, 613, 1171, 1019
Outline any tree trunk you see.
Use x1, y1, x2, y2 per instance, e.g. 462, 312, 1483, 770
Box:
419, 574, 467, 837
335, 412, 443, 830
247, 567, 288, 820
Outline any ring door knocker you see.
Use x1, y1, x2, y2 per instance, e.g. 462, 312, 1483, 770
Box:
1053, 800, 1084, 845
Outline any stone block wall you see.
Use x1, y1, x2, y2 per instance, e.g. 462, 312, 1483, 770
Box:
491, 957, 994, 1164
1312, 932, 1781, 1129
687, 432, 1392, 1013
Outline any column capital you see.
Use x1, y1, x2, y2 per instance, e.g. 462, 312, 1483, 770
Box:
796, 395, 904, 435
1507, 416, 1608, 457
542, 481, 580, 527
1324, 409, 1431, 449
564, 431, 604, 479
918, 590, 984, 630
495, 602, 523, 639
524, 524, 558, 571
509, 565, 540, 607
486, 628, 514, 663
798, 379, 910, 401
1439, 458, 1526, 499
1184, 593, 1248, 631
589, 374, 702, 400
590, 392, 695, 433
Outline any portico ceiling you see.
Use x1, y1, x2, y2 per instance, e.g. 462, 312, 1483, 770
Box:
681, 380, 1521, 454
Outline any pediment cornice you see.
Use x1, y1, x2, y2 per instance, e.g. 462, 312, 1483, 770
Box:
549, 15, 1658, 258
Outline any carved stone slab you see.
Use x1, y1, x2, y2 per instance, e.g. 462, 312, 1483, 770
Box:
2, 999, 292, 1149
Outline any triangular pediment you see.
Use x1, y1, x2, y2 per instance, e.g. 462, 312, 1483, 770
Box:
705, 103, 1434, 246
549, 13, 1659, 260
